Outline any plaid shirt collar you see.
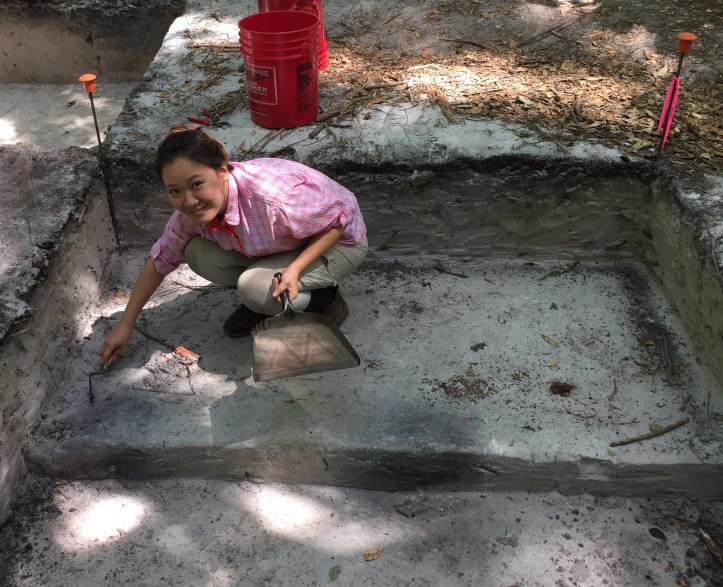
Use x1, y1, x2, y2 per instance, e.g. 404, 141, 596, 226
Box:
208, 166, 240, 230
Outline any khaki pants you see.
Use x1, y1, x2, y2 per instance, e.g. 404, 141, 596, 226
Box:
184, 236, 368, 314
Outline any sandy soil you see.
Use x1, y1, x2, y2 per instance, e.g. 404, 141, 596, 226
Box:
311, 0, 722, 176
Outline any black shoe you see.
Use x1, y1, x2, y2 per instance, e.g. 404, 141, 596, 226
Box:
223, 305, 269, 338
320, 289, 349, 326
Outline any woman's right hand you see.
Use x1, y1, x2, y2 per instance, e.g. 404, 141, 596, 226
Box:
99, 321, 134, 368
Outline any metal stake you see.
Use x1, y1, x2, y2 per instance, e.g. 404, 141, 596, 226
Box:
79, 73, 119, 237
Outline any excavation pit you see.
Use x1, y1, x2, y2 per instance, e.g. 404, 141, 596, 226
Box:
18, 159, 723, 501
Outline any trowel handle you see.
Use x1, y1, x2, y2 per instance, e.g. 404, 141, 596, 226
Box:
274, 272, 295, 313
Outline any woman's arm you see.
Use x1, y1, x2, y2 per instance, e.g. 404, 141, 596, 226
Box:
98, 257, 165, 366
271, 226, 343, 301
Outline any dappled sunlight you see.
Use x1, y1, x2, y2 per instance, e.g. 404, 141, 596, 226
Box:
59, 495, 149, 548
0, 83, 134, 149
0, 118, 17, 142
236, 485, 419, 554
254, 485, 331, 535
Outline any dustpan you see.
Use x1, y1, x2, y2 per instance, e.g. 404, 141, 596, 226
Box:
251, 274, 360, 381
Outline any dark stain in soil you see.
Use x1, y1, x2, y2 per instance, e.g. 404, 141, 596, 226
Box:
426, 363, 495, 402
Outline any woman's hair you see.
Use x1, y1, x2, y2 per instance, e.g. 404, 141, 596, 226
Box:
154, 126, 229, 178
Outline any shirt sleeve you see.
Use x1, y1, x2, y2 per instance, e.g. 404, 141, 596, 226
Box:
150, 211, 201, 275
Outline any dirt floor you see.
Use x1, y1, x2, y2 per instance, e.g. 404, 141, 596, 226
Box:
187, 0, 722, 175
316, 0, 723, 175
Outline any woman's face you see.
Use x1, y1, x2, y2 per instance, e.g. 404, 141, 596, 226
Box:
161, 157, 229, 225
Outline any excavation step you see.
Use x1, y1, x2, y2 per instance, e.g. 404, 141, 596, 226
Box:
25, 254, 723, 498
1, 476, 721, 587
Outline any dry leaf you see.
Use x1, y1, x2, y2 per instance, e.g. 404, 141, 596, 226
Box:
362, 548, 383, 561
115, 291, 131, 300
542, 335, 559, 347
699, 528, 723, 567
550, 381, 575, 396
548, 358, 559, 368
689, 442, 705, 462
643, 50, 654, 61
175, 346, 200, 361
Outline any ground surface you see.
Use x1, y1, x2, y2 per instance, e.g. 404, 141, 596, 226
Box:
0, 83, 135, 149
1, 476, 722, 587
1, 1, 723, 585
311, 0, 723, 175
191, 0, 723, 174
25, 253, 723, 498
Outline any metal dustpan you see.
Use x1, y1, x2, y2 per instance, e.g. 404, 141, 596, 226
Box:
251, 278, 360, 382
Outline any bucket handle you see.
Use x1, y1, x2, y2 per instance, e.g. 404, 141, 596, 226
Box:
292, 0, 320, 19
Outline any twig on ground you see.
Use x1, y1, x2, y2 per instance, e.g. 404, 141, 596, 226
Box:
441, 38, 491, 51
712, 234, 723, 281
383, 12, 403, 25
679, 394, 692, 412
134, 325, 175, 351
364, 82, 407, 91
666, 518, 723, 567
170, 280, 226, 291
699, 528, 723, 567
433, 261, 468, 278
308, 123, 327, 139
516, 23, 571, 48
659, 334, 678, 383
539, 261, 579, 280
607, 378, 618, 402
610, 418, 689, 447
249, 128, 286, 152
550, 30, 581, 46
317, 110, 342, 123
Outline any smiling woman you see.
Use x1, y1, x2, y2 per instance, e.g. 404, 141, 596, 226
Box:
162, 157, 230, 226
99, 126, 367, 369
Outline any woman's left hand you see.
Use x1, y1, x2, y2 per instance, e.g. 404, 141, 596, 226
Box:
272, 269, 300, 302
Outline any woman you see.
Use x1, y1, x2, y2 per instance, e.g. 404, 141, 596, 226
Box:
99, 126, 367, 367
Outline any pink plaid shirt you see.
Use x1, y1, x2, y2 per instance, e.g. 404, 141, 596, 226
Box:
150, 158, 366, 275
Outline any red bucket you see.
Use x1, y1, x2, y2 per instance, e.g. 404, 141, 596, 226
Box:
239, 11, 319, 129
257, 0, 327, 71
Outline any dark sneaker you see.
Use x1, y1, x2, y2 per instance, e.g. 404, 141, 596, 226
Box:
223, 305, 269, 338
321, 289, 349, 326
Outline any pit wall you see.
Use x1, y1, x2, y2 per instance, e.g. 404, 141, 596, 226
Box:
0, 182, 116, 522
112, 158, 655, 261
0, 0, 185, 83
647, 182, 723, 392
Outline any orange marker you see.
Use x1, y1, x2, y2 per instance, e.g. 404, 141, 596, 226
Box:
657, 32, 696, 155
78, 73, 104, 162
677, 32, 697, 55
79, 73, 97, 93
